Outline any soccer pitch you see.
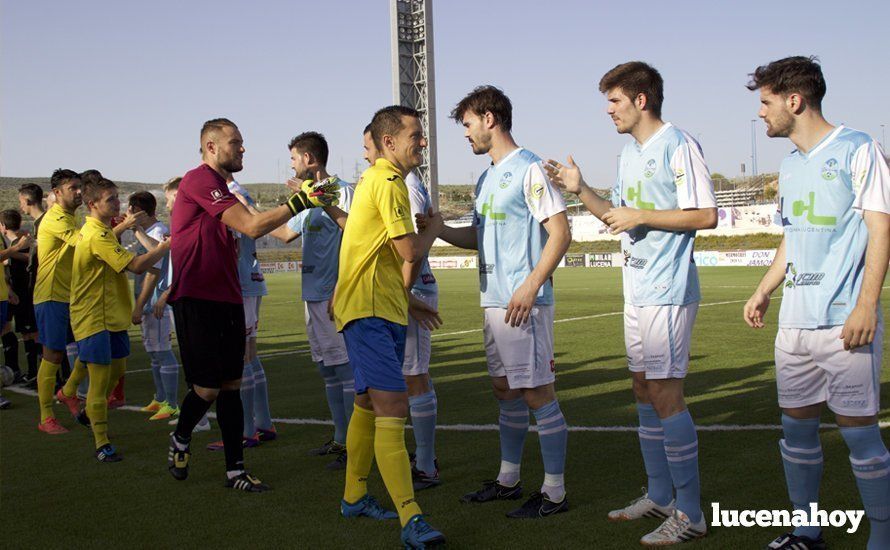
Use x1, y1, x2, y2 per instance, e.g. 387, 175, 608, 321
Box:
2, 267, 888, 548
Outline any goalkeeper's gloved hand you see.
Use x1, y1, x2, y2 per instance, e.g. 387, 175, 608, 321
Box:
284, 177, 341, 215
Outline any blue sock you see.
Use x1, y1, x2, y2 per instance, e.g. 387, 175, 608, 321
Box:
156, 350, 179, 407
661, 410, 702, 523
147, 352, 165, 403
240, 361, 255, 438
332, 362, 354, 428
532, 399, 568, 501
318, 362, 346, 444
779, 415, 823, 540
637, 403, 672, 506
251, 358, 273, 430
497, 397, 529, 486
408, 390, 438, 474
840, 424, 890, 550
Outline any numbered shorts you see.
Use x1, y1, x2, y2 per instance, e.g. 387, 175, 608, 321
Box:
775, 323, 883, 416
140, 307, 173, 352
403, 291, 437, 376
483, 305, 555, 390
342, 317, 407, 394
244, 296, 262, 339
624, 303, 698, 379
305, 300, 349, 366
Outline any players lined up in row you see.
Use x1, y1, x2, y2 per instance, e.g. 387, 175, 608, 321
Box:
23, 55, 889, 550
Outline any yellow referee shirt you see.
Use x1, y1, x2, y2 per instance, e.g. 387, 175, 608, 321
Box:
34, 203, 79, 304
70, 217, 134, 341
334, 158, 415, 331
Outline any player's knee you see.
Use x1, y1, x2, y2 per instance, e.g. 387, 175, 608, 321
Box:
193, 385, 219, 401
405, 374, 431, 396
631, 376, 650, 403
835, 413, 878, 428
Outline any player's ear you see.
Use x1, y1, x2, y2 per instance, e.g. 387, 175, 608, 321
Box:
635, 92, 647, 112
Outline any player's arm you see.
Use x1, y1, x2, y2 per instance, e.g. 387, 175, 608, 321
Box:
133, 225, 161, 250
323, 205, 348, 230
153, 287, 171, 319
132, 268, 159, 325
841, 210, 889, 349
603, 207, 718, 234
220, 181, 337, 240
505, 212, 571, 327
416, 213, 476, 249
126, 240, 170, 274
743, 237, 787, 328
544, 156, 612, 220
391, 210, 443, 263
0, 235, 31, 261
112, 210, 148, 239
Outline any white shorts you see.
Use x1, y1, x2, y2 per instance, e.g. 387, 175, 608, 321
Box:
244, 296, 262, 339
624, 303, 698, 380
305, 300, 349, 366
403, 291, 437, 376
140, 308, 173, 352
775, 323, 883, 416
483, 305, 555, 390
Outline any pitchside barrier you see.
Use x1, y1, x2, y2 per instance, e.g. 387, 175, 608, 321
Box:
259, 249, 777, 274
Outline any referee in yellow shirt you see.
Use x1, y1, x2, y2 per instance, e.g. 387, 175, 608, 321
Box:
334, 106, 446, 548
70, 178, 169, 461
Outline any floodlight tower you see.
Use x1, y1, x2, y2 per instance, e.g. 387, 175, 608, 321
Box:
391, 0, 439, 209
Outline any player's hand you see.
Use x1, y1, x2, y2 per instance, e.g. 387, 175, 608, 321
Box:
132, 309, 143, 325
840, 303, 877, 350
285, 176, 305, 193
7, 289, 18, 306
743, 290, 771, 328
544, 156, 585, 195
408, 293, 442, 331
153, 292, 169, 319
415, 212, 429, 232
120, 210, 148, 230
11, 234, 30, 251
505, 279, 538, 327
602, 207, 644, 234
286, 178, 340, 214
421, 208, 444, 236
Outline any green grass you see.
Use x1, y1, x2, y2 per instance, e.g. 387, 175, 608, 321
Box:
2, 268, 887, 548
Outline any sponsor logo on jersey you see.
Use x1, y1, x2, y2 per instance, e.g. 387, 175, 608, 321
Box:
480, 194, 506, 221
791, 192, 836, 226
421, 273, 436, 285
623, 250, 648, 269
627, 181, 656, 210
783, 262, 825, 288
821, 158, 839, 181
393, 205, 407, 219
531, 182, 545, 200
499, 171, 513, 189
479, 263, 494, 274
675, 167, 687, 186
210, 188, 225, 203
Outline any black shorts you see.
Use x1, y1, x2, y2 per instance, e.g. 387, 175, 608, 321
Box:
9, 295, 37, 334
172, 297, 245, 389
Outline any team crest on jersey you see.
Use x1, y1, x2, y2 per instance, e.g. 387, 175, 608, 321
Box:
821, 158, 838, 181
393, 205, 407, 219
499, 172, 513, 189
644, 159, 657, 178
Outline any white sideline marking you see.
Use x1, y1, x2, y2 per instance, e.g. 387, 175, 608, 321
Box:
6, 386, 887, 432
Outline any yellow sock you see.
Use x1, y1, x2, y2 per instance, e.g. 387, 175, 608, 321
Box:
343, 404, 376, 504
86, 363, 112, 449
374, 416, 421, 526
61, 359, 87, 398
37, 359, 61, 423
106, 358, 126, 398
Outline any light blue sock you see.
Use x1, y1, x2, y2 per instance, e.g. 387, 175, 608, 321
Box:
840, 424, 890, 550
637, 403, 672, 506
147, 352, 165, 403
408, 390, 438, 474
497, 397, 529, 486
251, 358, 273, 430
318, 362, 346, 444
661, 410, 702, 523
332, 362, 354, 428
240, 361, 256, 438
156, 350, 179, 408
779, 415, 823, 540
533, 399, 568, 501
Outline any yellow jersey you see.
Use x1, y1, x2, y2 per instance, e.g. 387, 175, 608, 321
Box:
69, 216, 134, 341
34, 203, 79, 304
334, 158, 415, 331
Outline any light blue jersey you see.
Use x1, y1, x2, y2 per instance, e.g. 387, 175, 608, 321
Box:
287, 177, 354, 302
614, 123, 716, 306
405, 172, 437, 295
133, 221, 170, 313
777, 126, 890, 328
474, 148, 566, 308
228, 181, 268, 298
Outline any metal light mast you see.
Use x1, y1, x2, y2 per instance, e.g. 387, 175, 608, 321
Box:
391, 0, 439, 209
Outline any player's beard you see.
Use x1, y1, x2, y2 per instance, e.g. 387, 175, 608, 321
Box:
221, 156, 243, 173
765, 111, 794, 138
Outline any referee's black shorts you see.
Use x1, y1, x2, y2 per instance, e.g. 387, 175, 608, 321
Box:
172, 297, 245, 389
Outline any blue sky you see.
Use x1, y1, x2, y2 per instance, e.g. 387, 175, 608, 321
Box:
2, 0, 888, 187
